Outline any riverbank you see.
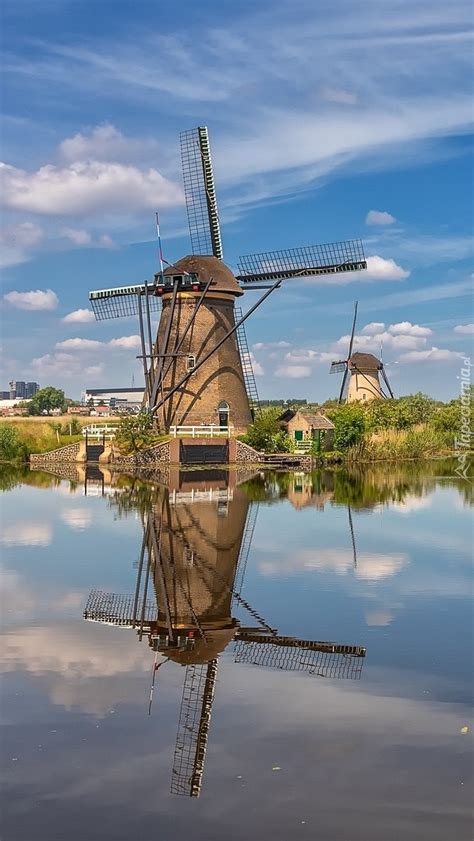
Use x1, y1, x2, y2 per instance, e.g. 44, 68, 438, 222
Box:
0, 416, 119, 462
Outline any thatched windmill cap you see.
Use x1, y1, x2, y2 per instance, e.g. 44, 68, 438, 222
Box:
349, 352, 382, 372
165, 255, 244, 297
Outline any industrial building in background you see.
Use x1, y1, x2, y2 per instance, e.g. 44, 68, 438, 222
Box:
82, 387, 144, 410
7, 381, 40, 400
89, 125, 367, 439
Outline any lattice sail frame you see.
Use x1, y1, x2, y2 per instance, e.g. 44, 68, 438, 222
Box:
89, 284, 162, 320
237, 240, 366, 284
180, 127, 223, 259
234, 638, 365, 680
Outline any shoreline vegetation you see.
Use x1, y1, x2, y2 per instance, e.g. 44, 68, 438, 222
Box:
0, 392, 472, 465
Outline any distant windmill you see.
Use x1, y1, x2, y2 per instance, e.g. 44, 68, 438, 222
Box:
84, 478, 366, 797
89, 126, 367, 433
330, 302, 394, 404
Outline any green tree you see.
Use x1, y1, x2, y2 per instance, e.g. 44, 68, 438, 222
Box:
397, 392, 436, 425
327, 404, 366, 450
114, 412, 161, 454
28, 386, 66, 415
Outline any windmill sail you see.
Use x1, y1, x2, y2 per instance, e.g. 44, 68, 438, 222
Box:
89, 283, 162, 320
171, 659, 219, 797
234, 306, 261, 415
237, 240, 366, 284
180, 127, 223, 260
234, 634, 366, 679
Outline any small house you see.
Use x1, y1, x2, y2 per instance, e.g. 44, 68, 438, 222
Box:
284, 410, 335, 450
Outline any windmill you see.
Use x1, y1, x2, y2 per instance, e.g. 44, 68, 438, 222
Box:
330, 302, 394, 404
84, 475, 366, 797
89, 126, 367, 434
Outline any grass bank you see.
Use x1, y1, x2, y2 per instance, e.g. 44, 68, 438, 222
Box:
0, 416, 119, 463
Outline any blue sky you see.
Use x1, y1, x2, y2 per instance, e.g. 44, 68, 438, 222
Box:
1, 0, 472, 400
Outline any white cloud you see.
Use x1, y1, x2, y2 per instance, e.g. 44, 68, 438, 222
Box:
253, 340, 292, 351
0, 523, 52, 547
365, 610, 394, 627
60, 227, 92, 245
454, 323, 474, 334
60, 507, 92, 530
59, 123, 160, 164
301, 255, 409, 285
260, 548, 408, 581
388, 321, 433, 337
55, 335, 140, 351
98, 234, 115, 248
55, 338, 103, 351
362, 322, 385, 335
0, 221, 44, 247
0, 160, 183, 216
274, 364, 312, 378
30, 352, 104, 379
249, 352, 264, 376
3, 288, 58, 311
391, 495, 433, 514
366, 210, 396, 226
108, 335, 141, 349
334, 330, 426, 354
398, 347, 465, 363
62, 308, 95, 324
364, 255, 410, 281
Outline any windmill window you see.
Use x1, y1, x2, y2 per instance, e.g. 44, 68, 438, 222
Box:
186, 355, 196, 371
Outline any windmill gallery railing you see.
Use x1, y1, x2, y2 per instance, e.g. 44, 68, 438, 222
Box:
169, 424, 234, 438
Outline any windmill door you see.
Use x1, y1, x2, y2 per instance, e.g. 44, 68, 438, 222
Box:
294, 430, 303, 442
218, 401, 229, 428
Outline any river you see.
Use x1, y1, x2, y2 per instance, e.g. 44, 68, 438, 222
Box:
1, 460, 472, 840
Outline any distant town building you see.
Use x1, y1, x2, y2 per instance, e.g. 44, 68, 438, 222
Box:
26, 382, 40, 398
82, 387, 144, 409
7, 380, 39, 400
0, 391, 10, 400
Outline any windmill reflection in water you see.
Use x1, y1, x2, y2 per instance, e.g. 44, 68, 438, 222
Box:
83, 473, 366, 797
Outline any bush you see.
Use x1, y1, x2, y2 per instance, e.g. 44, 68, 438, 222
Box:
114, 412, 163, 454
327, 404, 365, 450
243, 408, 293, 453
0, 424, 29, 462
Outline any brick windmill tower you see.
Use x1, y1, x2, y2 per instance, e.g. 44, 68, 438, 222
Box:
90, 127, 367, 433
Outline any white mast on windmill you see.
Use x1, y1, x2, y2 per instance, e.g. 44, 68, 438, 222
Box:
330, 302, 394, 404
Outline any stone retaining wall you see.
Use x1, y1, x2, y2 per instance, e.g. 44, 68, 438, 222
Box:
30, 441, 85, 467
110, 439, 171, 467
232, 439, 264, 464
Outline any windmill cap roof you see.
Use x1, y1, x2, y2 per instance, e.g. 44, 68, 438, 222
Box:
349, 352, 381, 371
165, 255, 243, 297
163, 628, 236, 665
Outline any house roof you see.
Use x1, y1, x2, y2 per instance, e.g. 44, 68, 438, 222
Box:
286, 410, 335, 429
302, 412, 335, 430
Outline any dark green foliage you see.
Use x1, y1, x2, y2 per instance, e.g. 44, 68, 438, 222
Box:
28, 386, 66, 415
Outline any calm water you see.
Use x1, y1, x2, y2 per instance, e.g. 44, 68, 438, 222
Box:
1, 461, 472, 841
